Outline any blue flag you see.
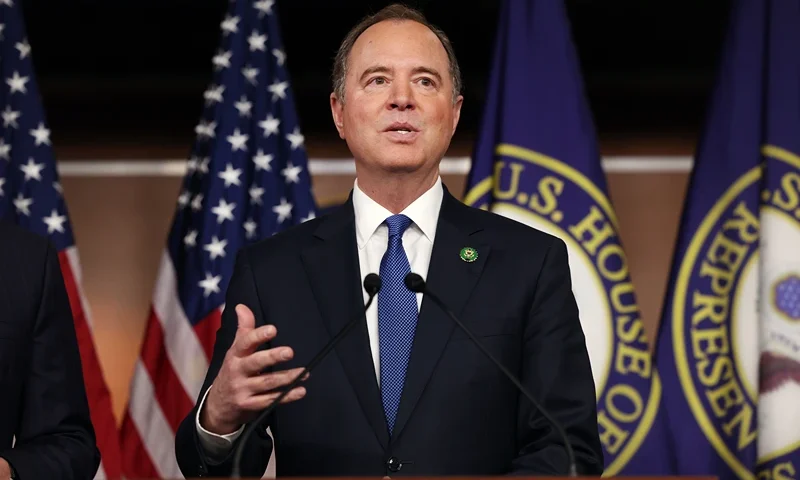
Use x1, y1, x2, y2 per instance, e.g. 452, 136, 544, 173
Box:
463, 0, 673, 474
655, 1, 800, 479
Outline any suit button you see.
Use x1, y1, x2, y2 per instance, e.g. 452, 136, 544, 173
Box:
386, 456, 401, 472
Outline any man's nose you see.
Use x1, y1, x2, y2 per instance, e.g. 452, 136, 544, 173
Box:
388, 81, 415, 110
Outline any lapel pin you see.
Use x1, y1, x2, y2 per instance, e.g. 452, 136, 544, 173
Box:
459, 247, 478, 263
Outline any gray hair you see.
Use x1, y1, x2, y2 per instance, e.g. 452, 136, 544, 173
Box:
331, 3, 462, 104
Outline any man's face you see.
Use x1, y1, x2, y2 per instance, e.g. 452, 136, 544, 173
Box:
330, 20, 463, 176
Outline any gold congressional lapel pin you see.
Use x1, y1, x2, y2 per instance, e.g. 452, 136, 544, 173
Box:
459, 247, 478, 263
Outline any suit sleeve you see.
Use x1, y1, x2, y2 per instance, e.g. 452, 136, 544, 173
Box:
174, 247, 274, 478
0, 241, 100, 480
510, 237, 604, 475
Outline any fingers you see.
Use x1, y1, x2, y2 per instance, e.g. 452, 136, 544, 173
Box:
244, 367, 308, 393
241, 386, 308, 411
240, 345, 294, 374
236, 304, 255, 330
233, 323, 278, 357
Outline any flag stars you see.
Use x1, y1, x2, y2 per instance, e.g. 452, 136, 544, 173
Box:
234, 96, 253, 117
15, 39, 30, 59
301, 211, 316, 223
0, 139, 10, 160
268, 80, 289, 101
212, 199, 236, 224
241, 66, 259, 85
212, 50, 232, 70
195, 121, 217, 140
191, 193, 204, 211
199, 273, 222, 297
43, 210, 67, 234
272, 48, 286, 66
184, 230, 198, 247
252, 149, 273, 171
259, 114, 280, 137
7, 71, 28, 94
30, 122, 51, 146
177, 191, 190, 207
254, 0, 274, 16
2, 106, 20, 128
244, 219, 258, 239
196, 158, 210, 174
248, 32, 267, 51
203, 236, 228, 260
249, 185, 265, 204
273, 197, 292, 223
204, 85, 225, 105
286, 127, 304, 150
221, 15, 240, 35
20, 158, 44, 181
227, 128, 249, 152
281, 162, 303, 183
13, 193, 32, 216
218, 163, 242, 187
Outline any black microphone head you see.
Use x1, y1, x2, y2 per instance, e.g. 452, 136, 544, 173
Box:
364, 273, 382, 295
404, 272, 425, 293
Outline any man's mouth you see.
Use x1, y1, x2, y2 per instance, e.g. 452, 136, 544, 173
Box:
384, 122, 419, 134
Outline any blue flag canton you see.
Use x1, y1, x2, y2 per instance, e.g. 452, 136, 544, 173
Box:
166, 0, 317, 323
0, 0, 75, 251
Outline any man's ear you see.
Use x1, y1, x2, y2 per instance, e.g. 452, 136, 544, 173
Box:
330, 92, 345, 139
451, 94, 464, 136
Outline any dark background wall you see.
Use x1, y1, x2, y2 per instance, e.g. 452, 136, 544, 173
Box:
22, 0, 732, 154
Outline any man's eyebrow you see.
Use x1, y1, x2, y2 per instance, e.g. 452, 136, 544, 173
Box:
358, 65, 443, 83
359, 65, 391, 82
411, 66, 442, 83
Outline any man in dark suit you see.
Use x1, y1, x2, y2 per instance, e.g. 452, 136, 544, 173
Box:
0, 221, 100, 480
175, 3, 602, 477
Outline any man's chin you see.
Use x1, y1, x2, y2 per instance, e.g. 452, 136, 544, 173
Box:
371, 152, 427, 173
379, 160, 427, 174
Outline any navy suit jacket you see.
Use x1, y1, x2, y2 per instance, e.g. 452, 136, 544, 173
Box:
0, 221, 100, 479
175, 187, 603, 477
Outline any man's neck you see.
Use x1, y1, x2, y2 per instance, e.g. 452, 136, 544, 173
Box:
356, 169, 439, 214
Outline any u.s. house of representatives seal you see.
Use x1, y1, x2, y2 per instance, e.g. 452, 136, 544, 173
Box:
670, 145, 800, 480
464, 144, 661, 475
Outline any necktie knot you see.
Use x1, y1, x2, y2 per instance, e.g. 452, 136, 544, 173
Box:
385, 214, 412, 238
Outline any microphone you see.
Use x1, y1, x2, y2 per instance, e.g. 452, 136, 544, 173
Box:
404, 273, 578, 477
231, 273, 382, 478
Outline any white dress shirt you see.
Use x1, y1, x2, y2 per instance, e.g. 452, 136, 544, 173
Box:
195, 176, 443, 460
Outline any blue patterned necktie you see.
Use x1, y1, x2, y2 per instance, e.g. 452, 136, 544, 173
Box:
378, 214, 418, 435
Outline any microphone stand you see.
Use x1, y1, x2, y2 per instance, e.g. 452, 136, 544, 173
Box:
230, 274, 382, 478
404, 273, 578, 477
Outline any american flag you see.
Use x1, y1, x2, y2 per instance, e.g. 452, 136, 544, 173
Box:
0, 2, 123, 479
118, 0, 317, 477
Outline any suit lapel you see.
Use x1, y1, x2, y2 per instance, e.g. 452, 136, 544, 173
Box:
390, 190, 491, 442
300, 197, 390, 450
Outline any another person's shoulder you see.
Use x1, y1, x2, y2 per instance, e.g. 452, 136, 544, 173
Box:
0, 220, 52, 261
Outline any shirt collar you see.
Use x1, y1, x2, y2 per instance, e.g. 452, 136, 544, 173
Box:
353, 176, 443, 248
